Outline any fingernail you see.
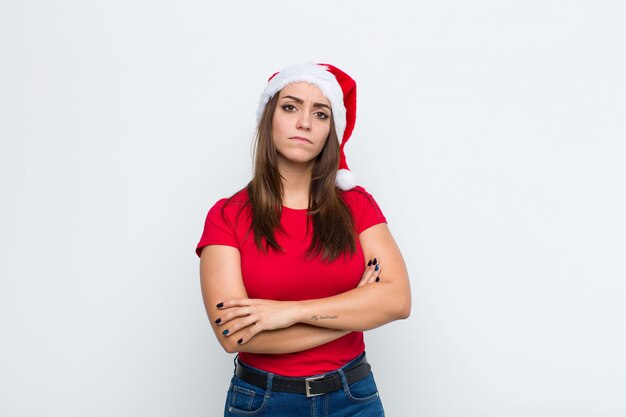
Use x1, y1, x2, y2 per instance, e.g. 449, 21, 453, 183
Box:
222, 329, 229, 335
237, 338, 243, 344
375, 264, 379, 271
367, 259, 372, 266
216, 302, 224, 308
215, 318, 221, 325
376, 277, 380, 282
373, 258, 378, 265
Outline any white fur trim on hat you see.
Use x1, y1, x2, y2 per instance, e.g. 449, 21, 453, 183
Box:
335, 168, 357, 191
256, 63, 346, 143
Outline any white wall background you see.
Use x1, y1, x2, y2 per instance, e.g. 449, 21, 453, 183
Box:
1, 1, 625, 416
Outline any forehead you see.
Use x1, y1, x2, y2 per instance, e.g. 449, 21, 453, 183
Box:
278, 82, 330, 105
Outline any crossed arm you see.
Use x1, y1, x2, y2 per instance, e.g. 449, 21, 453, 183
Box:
199, 223, 411, 354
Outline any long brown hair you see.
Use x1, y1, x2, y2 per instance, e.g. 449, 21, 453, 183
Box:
238, 91, 357, 262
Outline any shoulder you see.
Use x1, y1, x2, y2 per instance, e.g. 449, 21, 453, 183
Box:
211, 187, 249, 210
207, 188, 250, 221
339, 185, 380, 208
339, 185, 387, 234
197, 188, 250, 256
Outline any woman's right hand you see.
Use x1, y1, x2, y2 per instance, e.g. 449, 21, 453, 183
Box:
356, 258, 382, 287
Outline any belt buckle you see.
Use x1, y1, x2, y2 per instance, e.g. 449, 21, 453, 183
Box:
305, 375, 324, 397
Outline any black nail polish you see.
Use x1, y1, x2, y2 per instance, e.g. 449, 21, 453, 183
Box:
375, 264, 379, 272
222, 329, 229, 335
376, 277, 380, 282
216, 302, 224, 308
215, 318, 221, 324
373, 258, 377, 265
237, 338, 243, 344
367, 260, 372, 266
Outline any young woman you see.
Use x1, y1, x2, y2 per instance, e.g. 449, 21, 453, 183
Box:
196, 63, 411, 416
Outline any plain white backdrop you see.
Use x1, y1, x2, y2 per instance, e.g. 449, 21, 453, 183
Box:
1, 1, 625, 416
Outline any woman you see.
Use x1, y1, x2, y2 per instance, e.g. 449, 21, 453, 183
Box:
196, 62, 411, 416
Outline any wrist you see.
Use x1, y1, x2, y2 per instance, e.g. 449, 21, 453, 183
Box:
294, 299, 312, 324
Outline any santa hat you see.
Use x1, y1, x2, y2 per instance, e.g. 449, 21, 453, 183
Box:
257, 62, 357, 191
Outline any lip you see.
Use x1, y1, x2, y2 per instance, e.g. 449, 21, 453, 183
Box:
289, 136, 312, 144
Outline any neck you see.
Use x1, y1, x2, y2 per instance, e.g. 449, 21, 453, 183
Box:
277, 158, 314, 209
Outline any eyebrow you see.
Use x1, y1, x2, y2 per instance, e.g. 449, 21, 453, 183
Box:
281, 95, 331, 111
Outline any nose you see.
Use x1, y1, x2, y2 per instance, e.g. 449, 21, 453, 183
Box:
296, 112, 312, 131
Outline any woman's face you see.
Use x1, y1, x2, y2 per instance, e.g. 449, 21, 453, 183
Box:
271, 82, 332, 168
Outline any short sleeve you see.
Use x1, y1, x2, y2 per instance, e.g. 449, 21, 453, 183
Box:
346, 186, 387, 235
195, 198, 239, 257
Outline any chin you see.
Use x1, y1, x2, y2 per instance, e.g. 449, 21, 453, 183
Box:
278, 153, 318, 166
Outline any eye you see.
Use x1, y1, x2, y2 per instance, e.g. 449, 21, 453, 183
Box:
281, 104, 296, 112
315, 111, 329, 120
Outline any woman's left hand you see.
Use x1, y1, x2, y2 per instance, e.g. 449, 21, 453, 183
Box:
214, 298, 301, 344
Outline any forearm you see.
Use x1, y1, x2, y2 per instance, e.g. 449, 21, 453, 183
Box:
298, 279, 410, 331
216, 270, 411, 339
294, 224, 412, 331
199, 246, 349, 354
219, 324, 350, 354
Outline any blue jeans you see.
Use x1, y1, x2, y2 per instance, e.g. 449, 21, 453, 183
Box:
223, 352, 385, 416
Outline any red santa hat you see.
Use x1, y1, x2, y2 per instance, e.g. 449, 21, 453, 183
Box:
257, 62, 357, 191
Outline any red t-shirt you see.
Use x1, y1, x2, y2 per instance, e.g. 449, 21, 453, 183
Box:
195, 186, 387, 376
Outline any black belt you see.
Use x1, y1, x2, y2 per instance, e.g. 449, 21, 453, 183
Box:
235, 355, 372, 397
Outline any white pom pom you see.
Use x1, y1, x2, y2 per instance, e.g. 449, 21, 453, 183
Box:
335, 169, 357, 190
